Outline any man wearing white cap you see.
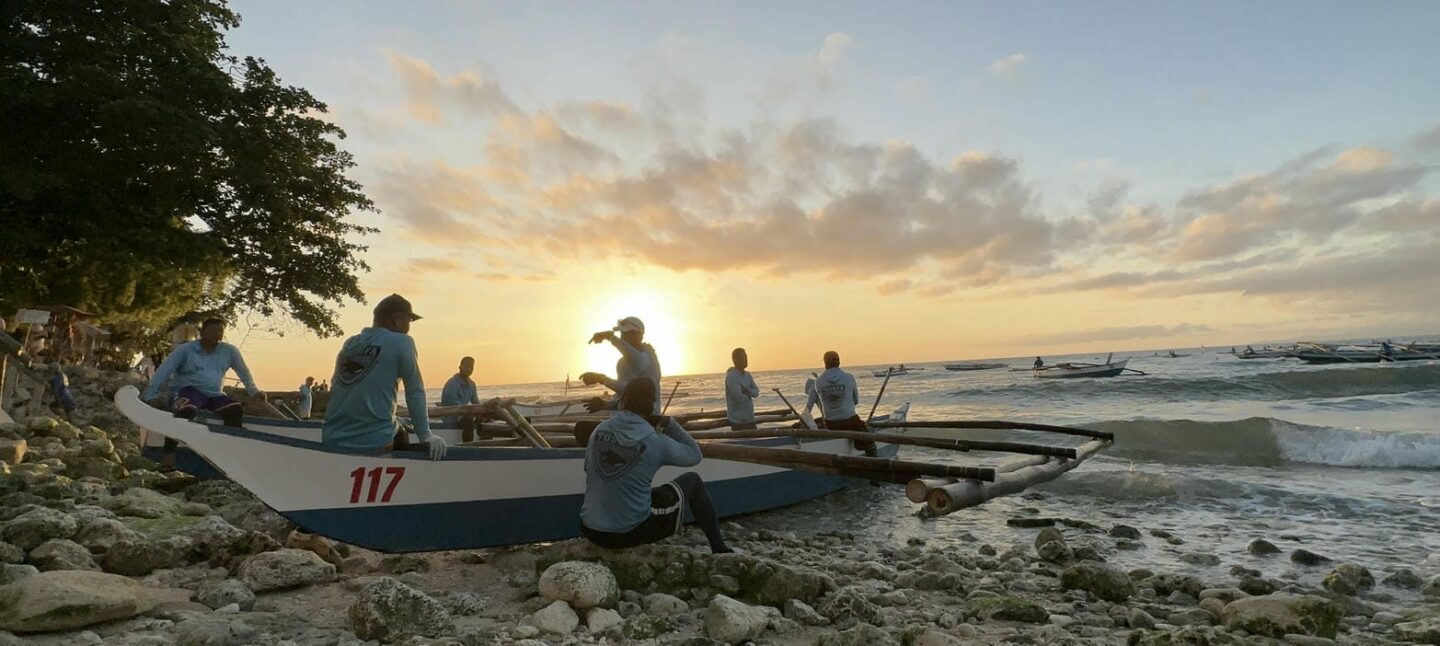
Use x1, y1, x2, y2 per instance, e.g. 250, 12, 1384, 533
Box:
580, 316, 662, 414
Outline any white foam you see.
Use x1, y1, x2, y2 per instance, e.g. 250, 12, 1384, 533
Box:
1272, 420, 1440, 468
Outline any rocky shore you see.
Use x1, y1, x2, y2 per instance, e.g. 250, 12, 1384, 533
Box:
1, 369, 1438, 645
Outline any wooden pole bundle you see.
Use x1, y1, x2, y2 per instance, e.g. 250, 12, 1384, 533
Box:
867, 419, 1114, 441
687, 428, 1080, 458
675, 408, 793, 423
682, 414, 796, 431
697, 441, 996, 482
922, 439, 1110, 516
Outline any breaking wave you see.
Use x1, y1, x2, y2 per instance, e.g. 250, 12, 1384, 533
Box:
1090, 417, 1440, 469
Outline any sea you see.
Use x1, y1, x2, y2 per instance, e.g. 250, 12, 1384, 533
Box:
459, 338, 1440, 587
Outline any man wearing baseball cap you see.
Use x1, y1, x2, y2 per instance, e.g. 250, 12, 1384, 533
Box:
579, 316, 662, 414
322, 294, 447, 460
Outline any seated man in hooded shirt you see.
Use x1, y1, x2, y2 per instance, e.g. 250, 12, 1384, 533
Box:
578, 378, 732, 554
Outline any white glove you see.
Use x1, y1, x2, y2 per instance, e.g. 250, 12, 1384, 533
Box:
424, 435, 448, 461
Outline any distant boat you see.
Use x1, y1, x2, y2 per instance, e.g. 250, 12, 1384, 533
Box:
872, 364, 925, 377
1232, 345, 1293, 359
1292, 342, 1440, 364
1034, 358, 1131, 379
943, 362, 1008, 371
1165, 350, 1190, 358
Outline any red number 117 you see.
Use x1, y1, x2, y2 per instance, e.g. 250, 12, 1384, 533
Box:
349, 467, 405, 503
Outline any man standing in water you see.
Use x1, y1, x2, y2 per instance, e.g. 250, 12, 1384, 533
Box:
725, 347, 760, 430
580, 316, 661, 414
321, 294, 447, 460
441, 356, 484, 442
579, 378, 733, 554
144, 317, 266, 469
297, 376, 315, 419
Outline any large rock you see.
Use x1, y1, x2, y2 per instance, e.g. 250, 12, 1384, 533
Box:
28, 539, 99, 572
196, 579, 255, 611
2, 507, 78, 550
1219, 594, 1343, 639
109, 488, 185, 519
0, 440, 26, 466
643, 592, 689, 617
348, 577, 454, 641
1322, 563, 1374, 596
102, 537, 189, 576
1395, 617, 1440, 644
0, 544, 21, 565
237, 548, 335, 591
703, 594, 769, 644
966, 595, 1049, 623
817, 622, 898, 646
0, 570, 189, 632
537, 560, 619, 609
73, 518, 142, 554
585, 606, 623, 635
1060, 563, 1136, 602
819, 586, 883, 629
528, 599, 579, 635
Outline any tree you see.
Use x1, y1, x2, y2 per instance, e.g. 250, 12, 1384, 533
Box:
0, 0, 375, 341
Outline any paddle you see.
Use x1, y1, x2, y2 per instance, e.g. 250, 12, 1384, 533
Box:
661, 381, 681, 414
772, 388, 819, 430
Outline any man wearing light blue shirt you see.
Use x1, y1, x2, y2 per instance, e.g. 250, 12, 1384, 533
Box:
143, 317, 266, 425
297, 377, 315, 419
580, 316, 662, 414
321, 294, 447, 460
724, 347, 760, 429
804, 351, 877, 457
441, 356, 482, 441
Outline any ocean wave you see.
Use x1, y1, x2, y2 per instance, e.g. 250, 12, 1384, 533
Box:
948, 363, 1440, 403
1034, 470, 1274, 500
1090, 417, 1440, 468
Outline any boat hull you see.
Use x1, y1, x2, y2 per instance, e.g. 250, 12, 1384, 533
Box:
119, 387, 900, 552
1034, 359, 1129, 379
943, 363, 1007, 371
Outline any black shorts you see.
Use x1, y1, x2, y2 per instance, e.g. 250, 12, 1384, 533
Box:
581, 481, 685, 549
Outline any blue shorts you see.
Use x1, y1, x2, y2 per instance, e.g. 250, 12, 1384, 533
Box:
170, 386, 241, 415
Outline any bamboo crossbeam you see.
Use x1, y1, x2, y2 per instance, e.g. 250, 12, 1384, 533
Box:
495, 407, 547, 448
427, 398, 515, 418
925, 440, 1110, 516
906, 477, 953, 503
698, 442, 996, 482
682, 414, 795, 431
688, 428, 1079, 458
673, 408, 793, 423
867, 419, 1113, 441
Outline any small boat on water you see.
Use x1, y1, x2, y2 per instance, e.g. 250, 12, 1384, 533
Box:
1034, 358, 1131, 379
943, 362, 1008, 371
1292, 342, 1440, 364
1232, 345, 1294, 359
872, 365, 925, 377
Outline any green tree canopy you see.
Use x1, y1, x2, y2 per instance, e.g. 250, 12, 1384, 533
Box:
0, 0, 375, 341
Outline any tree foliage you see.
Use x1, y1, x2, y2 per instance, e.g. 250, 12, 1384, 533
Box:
0, 0, 375, 341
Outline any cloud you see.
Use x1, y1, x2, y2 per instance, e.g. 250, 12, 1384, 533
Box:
988, 53, 1027, 76
1024, 323, 1213, 346
1412, 123, 1440, 153
382, 49, 517, 125
818, 32, 853, 66
366, 52, 1440, 317
404, 258, 462, 274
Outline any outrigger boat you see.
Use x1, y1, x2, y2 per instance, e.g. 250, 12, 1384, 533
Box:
1293, 342, 1440, 364
872, 364, 925, 377
1034, 354, 1136, 379
117, 385, 1111, 552
943, 362, 1008, 371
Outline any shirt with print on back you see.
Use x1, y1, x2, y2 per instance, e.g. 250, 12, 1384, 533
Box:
322, 327, 432, 450
581, 410, 701, 533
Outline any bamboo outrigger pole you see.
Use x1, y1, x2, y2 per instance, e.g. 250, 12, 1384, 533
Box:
697, 441, 996, 482
867, 419, 1113, 441
923, 439, 1110, 516
689, 428, 1082, 458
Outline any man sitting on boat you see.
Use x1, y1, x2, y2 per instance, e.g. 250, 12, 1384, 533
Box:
725, 347, 760, 430
441, 356, 484, 442
1034, 356, 1044, 369
804, 351, 875, 454
321, 294, 447, 460
580, 378, 733, 554
143, 317, 267, 469
579, 316, 661, 414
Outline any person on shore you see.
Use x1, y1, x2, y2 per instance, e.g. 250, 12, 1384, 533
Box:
317, 379, 329, 392
143, 317, 266, 468
321, 294, 447, 461
1034, 356, 1044, 369
579, 378, 733, 554
725, 347, 760, 430
441, 356, 483, 442
297, 376, 315, 419
804, 351, 874, 454
579, 316, 661, 414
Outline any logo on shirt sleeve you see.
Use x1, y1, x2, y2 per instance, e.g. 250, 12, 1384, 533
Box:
338, 345, 381, 386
